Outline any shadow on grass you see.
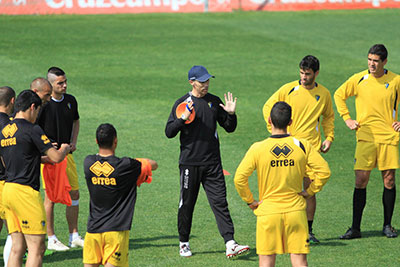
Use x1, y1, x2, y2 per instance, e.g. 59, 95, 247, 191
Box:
310, 240, 347, 247
318, 229, 383, 246
130, 234, 180, 249
41, 248, 83, 263
195, 248, 258, 262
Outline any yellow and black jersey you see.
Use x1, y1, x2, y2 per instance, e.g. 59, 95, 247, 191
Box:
0, 118, 53, 191
37, 94, 79, 146
84, 154, 142, 233
0, 112, 11, 181
263, 80, 335, 150
334, 69, 400, 145
234, 134, 330, 216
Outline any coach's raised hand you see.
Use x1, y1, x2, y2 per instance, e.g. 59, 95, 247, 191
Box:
219, 92, 237, 115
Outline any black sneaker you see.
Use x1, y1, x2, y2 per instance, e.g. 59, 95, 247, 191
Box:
382, 225, 398, 238
340, 228, 361, 239
309, 232, 320, 244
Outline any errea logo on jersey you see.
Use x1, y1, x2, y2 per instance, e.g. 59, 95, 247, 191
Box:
270, 144, 295, 167
90, 161, 114, 176
41, 135, 50, 144
271, 144, 293, 158
90, 161, 117, 186
1, 123, 18, 147
2, 123, 17, 138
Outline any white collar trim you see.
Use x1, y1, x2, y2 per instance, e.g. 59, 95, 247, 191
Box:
52, 95, 64, 102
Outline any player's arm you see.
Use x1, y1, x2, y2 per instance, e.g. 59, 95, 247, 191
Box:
334, 75, 359, 130
392, 77, 400, 132
234, 145, 257, 206
165, 102, 186, 138
262, 89, 282, 133
45, 143, 71, 163
32, 125, 69, 163
320, 92, 335, 153
70, 119, 79, 152
301, 144, 331, 197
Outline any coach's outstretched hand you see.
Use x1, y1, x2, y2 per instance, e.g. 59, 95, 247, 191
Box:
220, 92, 237, 115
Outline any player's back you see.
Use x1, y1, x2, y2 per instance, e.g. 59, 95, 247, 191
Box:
84, 154, 142, 233
249, 135, 310, 216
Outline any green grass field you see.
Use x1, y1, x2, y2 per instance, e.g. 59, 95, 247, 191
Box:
1, 9, 400, 266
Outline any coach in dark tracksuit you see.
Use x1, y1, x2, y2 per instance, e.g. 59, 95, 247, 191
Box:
165, 65, 249, 259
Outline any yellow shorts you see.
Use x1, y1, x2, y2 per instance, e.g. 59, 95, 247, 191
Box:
83, 231, 129, 267
2, 182, 46, 235
256, 210, 309, 255
0, 180, 5, 220
354, 141, 400, 171
41, 153, 79, 191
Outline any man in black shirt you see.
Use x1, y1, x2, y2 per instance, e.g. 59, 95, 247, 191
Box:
37, 67, 83, 251
83, 123, 157, 266
165, 65, 249, 258
0, 86, 15, 266
1, 90, 70, 267
0, 86, 15, 230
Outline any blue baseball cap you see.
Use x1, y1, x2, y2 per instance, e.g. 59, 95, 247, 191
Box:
188, 65, 215, 82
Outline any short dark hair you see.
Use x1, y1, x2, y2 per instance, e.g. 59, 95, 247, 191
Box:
96, 123, 117, 149
14, 90, 42, 113
0, 86, 15, 107
368, 44, 388, 61
270, 101, 292, 130
47, 66, 65, 77
299, 55, 320, 73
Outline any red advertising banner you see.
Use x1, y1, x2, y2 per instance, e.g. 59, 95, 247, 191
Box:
0, 0, 399, 14
0, 0, 231, 14
233, 0, 400, 11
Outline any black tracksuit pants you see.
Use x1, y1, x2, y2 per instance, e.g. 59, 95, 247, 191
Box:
178, 163, 235, 243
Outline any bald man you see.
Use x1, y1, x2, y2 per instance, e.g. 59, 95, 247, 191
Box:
30, 78, 52, 104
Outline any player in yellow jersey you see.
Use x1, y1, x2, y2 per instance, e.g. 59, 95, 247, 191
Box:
235, 101, 330, 267
335, 44, 400, 239
263, 55, 334, 243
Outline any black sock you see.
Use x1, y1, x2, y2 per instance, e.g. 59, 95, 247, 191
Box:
308, 220, 313, 233
352, 188, 366, 231
383, 186, 396, 226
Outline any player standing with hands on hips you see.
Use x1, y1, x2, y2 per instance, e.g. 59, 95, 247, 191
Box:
262, 55, 335, 244
335, 44, 400, 239
234, 101, 330, 267
165, 65, 249, 258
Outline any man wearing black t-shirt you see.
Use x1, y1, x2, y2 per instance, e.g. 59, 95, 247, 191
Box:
165, 65, 249, 258
0, 86, 15, 266
83, 123, 157, 266
0, 86, 15, 230
37, 67, 83, 251
1, 90, 70, 267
